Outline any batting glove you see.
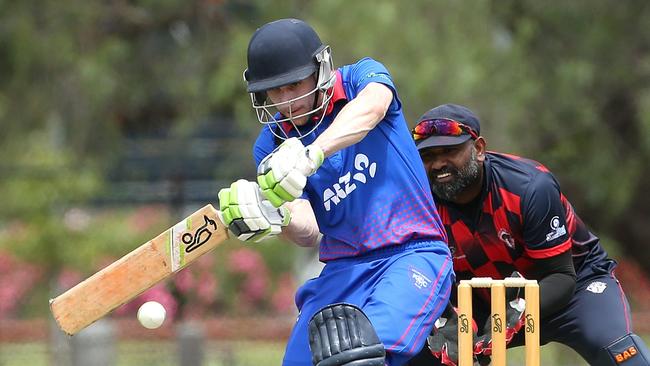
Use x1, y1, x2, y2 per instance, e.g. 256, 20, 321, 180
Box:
218, 179, 291, 242
257, 137, 324, 207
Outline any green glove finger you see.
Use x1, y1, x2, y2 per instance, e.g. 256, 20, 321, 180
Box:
272, 184, 295, 202
229, 205, 242, 219
218, 188, 231, 211
257, 173, 271, 191
218, 186, 245, 225
259, 169, 284, 192
258, 173, 295, 207
262, 171, 297, 200
262, 188, 285, 208
221, 205, 244, 226
222, 207, 234, 225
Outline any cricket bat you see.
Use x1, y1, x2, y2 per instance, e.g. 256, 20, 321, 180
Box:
49, 204, 228, 335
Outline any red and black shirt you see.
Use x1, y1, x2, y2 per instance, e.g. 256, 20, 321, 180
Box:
436, 152, 607, 283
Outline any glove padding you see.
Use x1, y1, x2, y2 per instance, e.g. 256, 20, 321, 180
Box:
428, 303, 483, 366
473, 273, 527, 356
218, 179, 290, 242
257, 137, 324, 207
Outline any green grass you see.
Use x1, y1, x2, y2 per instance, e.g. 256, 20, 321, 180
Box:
0, 342, 47, 366
0, 340, 285, 366
119, 340, 285, 366
2, 335, 649, 365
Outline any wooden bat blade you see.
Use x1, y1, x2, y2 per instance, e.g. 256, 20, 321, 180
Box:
49, 204, 228, 335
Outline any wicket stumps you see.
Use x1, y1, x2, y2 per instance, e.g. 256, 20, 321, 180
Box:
457, 277, 540, 366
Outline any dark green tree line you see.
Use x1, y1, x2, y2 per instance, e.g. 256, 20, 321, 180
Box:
1, 0, 649, 276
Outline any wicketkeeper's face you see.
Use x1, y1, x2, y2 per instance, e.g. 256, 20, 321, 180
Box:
419, 139, 485, 202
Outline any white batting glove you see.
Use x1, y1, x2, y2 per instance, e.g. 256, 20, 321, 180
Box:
257, 137, 324, 207
218, 179, 291, 242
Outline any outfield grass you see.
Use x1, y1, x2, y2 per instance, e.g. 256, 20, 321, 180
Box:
0, 340, 285, 366
1, 335, 649, 365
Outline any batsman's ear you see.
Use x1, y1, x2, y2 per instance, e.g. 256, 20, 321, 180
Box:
243, 69, 250, 81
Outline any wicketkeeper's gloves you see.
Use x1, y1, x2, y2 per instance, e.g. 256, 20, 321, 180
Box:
428, 302, 486, 366
473, 272, 527, 357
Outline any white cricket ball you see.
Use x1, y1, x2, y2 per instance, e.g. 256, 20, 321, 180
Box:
137, 301, 166, 329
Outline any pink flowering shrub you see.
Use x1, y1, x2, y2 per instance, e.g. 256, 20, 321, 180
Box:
228, 247, 266, 273
1, 206, 299, 322
110, 244, 297, 321
56, 267, 84, 291
272, 272, 297, 314
0, 251, 44, 319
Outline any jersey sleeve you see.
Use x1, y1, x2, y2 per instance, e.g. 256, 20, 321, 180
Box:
521, 171, 572, 259
253, 128, 275, 167
348, 57, 402, 112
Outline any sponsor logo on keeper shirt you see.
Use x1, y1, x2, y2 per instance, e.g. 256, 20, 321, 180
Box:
498, 229, 516, 249
586, 281, 607, 294
545, 216, 567, 242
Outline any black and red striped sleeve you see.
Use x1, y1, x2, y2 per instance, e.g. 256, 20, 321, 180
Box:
520, 171, 572, 259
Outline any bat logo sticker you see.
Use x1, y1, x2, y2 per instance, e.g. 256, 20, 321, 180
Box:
182, 215, 217, 253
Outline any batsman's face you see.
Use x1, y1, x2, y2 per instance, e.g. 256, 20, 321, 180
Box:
419, 139, 484, 203
266, 76, 319, 126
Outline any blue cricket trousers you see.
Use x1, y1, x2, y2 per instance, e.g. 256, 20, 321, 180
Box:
282, 242, 454, 366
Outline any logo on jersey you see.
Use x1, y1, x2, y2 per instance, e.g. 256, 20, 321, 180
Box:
586, 281, 607, 294
322, 153, 377, 211
545, 215, 566, 242
365, 72, 392, 82
498, 229, 516, 248
410, 267, 432, 290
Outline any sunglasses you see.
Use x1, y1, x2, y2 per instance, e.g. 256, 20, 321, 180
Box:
412, 118, 479, 142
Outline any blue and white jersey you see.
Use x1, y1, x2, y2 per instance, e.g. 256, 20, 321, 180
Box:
254, 58, 447, 261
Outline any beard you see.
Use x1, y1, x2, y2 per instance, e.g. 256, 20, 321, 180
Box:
430, 147, 481, 202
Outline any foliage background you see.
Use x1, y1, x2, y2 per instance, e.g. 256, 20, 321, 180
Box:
1, 0, 650, 354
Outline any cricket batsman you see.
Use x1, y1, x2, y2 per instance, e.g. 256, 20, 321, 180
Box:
218, 19, 454, 365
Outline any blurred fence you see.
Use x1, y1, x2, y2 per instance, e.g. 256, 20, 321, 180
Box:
2, 313, 650, 366
1, 316, 293, 366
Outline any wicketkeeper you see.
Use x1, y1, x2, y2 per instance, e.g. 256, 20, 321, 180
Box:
408, 103, 650, 366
